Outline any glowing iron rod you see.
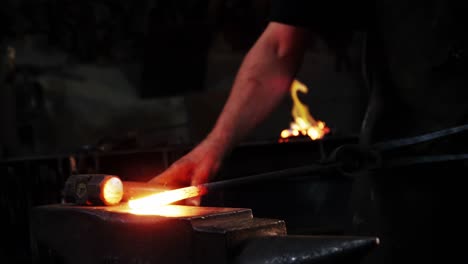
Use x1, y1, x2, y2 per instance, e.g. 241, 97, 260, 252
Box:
128, 163, 340, 209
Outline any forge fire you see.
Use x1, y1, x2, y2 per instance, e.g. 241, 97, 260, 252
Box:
279, 80, 330, 142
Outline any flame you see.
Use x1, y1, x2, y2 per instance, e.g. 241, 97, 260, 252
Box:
279, 80, 330, 142
128, 185, 208, 211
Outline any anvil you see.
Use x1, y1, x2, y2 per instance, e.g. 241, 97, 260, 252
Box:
30, 204, 378, 264
30, 204, 286, 264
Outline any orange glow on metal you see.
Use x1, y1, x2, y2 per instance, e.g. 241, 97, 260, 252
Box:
101, 176, 124, 206
128, 205, 194, 217
279, 80, 330, 142
128, 185, 208, 210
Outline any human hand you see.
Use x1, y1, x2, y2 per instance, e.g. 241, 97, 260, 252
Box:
148, 138, 226, 206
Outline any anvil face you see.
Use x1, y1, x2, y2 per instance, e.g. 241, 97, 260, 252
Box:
30, 204, 287, 264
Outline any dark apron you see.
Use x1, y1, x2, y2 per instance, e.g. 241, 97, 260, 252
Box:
348, 1, 468, 263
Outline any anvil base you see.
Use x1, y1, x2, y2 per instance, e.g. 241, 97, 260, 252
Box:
30, 204, 287, 264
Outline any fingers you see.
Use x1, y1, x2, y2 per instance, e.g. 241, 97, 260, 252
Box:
185, 162, 215, 207
185, 197, 201, 206
184, 173, 205, 206
148, 161, 192, 188
190, 163, 211, 187
148, 151, 221, 207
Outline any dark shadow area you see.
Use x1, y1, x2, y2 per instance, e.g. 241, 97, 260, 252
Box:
0, 1, 374, 263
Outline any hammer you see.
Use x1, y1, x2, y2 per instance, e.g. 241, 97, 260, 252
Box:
62, 174, 169, 206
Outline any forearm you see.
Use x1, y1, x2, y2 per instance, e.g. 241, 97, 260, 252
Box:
206, 23, 309, 155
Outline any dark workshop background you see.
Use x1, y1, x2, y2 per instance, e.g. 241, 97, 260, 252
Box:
0, 0, 368, 262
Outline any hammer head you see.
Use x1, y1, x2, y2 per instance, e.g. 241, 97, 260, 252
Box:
63, 174, 124, 206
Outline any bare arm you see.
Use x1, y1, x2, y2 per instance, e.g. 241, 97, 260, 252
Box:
206, 22, 309, 154
149, 22, 311, 202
